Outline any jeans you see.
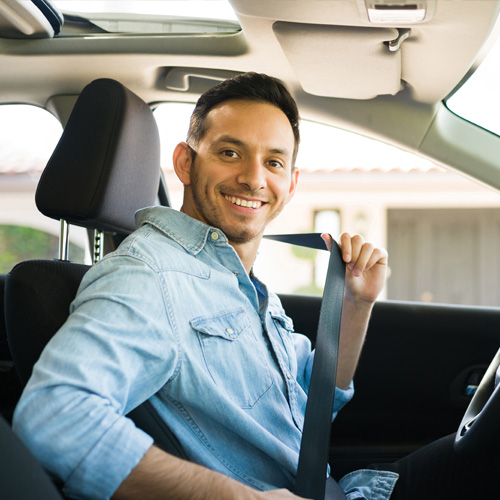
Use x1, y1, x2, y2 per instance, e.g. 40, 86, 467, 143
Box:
367, 434, 500, 500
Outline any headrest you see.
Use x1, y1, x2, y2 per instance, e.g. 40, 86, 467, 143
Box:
36, 78, 161, 234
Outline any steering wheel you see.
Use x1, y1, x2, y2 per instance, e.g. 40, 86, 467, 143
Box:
454, 348, 500, 457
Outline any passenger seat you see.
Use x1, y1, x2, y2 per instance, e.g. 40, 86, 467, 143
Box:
5, 78, 186, 461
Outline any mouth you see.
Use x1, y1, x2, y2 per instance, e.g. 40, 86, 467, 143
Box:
224, 195, 264, 210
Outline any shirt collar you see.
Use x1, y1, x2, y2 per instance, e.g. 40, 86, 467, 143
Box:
135, 206, 228, 255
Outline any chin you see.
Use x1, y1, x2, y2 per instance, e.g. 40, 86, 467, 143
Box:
224, 228, 262, 244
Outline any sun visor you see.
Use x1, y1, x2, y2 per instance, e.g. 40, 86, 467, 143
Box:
273, 22, 402, 99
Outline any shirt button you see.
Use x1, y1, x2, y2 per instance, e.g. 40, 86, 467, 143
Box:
211, 232, 219, 241
225, 328, 234, 334
286, 371, 292, 379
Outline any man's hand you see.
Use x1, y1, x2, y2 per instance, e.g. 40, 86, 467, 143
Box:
322, 232, 388, 305
259, 490, 310, 499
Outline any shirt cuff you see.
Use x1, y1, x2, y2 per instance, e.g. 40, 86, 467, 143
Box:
64, 416, 154, 500
333, 380, 355, 419
339, 469, 399, 500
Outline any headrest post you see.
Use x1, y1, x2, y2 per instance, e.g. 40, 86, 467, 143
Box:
93, 230, 103, 264
59, 219, 69, 261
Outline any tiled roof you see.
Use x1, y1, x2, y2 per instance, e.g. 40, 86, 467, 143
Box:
297, 163, 446, 174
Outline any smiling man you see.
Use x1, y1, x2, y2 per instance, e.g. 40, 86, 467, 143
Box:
14, 73, 392, 500
174, 98, 299, 271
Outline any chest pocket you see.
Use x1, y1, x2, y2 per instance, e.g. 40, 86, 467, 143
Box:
190, 308, 273, 409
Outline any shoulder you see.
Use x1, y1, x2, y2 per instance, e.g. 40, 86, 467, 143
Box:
111, 218, 193, 268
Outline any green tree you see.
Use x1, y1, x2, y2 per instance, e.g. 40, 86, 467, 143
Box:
0, 225, 85, 273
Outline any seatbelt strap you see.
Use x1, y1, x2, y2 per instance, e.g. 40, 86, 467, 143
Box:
264, 233, 346, 500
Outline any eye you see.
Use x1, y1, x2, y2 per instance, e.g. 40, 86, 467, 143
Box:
221, 149, 239, 159
268, 159, 285, 169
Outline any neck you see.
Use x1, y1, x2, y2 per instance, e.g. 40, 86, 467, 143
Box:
228, 237, 261, 274
178, 199, 261, 274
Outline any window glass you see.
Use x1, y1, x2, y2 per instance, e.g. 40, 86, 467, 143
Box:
0, 105, 90, 271
0, 225, 85, 274
54, 0, 238, 21
446, 32, 500, 136
0, 105, 62, 174
154, 102, 500, 306
154, 102, 194, 168
314, 210, 340, 291
53, 1, 239, 35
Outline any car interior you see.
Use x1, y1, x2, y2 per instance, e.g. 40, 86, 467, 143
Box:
1, 0, 500, 498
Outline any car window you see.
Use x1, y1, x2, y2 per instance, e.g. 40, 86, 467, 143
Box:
53, 0, 239, 35
446, 31, 500, 136
0, 105, 90, 273
154, 102, 500, 306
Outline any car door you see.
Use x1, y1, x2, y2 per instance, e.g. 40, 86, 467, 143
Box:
279, 294, 500, 478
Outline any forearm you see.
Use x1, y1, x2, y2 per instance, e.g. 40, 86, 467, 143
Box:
336, 297, 374, 389
113, 446, 300, 500
327, 231, 387, 390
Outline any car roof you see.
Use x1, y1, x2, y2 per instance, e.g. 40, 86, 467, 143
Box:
1, 0, 500, 188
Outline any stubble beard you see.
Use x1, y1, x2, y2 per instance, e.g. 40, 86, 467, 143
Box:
190, 177, 286, 245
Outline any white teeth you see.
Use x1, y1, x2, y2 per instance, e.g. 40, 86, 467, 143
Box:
225, 195, 262, 209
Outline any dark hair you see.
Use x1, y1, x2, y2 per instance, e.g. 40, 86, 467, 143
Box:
187, 72, 300, 164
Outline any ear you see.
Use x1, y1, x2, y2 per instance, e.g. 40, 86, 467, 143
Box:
285, 168, 300, 205
173, 142, 193, 186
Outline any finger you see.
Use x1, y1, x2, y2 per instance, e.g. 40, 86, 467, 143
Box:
347, 234, 365, 270
364, 247, 388, 270
320, 233, 332, 252
338, 232, 353, 263
350, 241, 374, 275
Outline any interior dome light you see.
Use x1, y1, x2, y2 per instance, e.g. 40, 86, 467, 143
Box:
365, 1, 430, 24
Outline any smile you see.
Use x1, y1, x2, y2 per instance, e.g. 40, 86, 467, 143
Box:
224, 195, 263, 209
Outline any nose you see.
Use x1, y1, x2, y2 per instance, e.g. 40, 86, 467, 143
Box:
236, 157, 266, 192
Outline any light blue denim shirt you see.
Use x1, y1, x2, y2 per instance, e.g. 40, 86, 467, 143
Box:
13, 206, 397, 500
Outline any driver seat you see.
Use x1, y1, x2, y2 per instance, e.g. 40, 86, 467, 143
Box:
4, 78, 186, 459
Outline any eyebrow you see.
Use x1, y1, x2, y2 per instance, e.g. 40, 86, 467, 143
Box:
214, 135, 291, 158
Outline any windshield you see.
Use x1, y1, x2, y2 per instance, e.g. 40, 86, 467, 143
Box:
446, 30, 500, 136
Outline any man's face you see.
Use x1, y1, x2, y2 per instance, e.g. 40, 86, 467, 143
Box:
177, 99, 298, 244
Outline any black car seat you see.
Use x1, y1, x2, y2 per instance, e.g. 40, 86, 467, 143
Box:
0, 413, 63, 500
4, 78, 186, 458
1, 273, 23, 424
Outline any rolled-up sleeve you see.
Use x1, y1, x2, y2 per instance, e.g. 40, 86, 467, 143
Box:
13, 254, 179, 500
15, 388, 154, 499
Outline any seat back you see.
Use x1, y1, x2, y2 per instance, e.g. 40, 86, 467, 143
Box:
0, 414, 63, 500
1, 273, 9, 365
6, 261, 90, 386
4, 78, 186, 458
1, 273, 22, 424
